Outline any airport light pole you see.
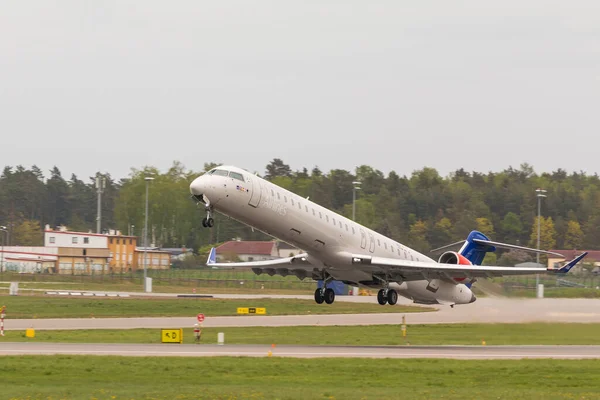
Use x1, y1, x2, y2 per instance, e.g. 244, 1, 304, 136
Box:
536, 188, 547, 288
0, 226, 7, 276
143, 177, 154, 291
352, 181, 361, 221
96, 176, 106, 234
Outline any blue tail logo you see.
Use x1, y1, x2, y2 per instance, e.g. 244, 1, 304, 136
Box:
458, 231, 496, 266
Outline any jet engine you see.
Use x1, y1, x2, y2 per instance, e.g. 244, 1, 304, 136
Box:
438, 251, 472, 265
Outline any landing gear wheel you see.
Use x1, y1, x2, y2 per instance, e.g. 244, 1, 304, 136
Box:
207, 217, 214, 228
387, 289, 398, 305
314, 289, 325, 304
201, 218, 208, 228
377, 289, 388, 305
324, 288, 335, 304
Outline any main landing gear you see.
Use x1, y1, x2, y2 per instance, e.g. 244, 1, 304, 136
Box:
314, 288, 335, 304
314, 275, 335, 304
377, 288, 398, 306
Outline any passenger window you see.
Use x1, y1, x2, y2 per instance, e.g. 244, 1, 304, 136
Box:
377, 239, 381, 247
339, 221, 342, 228
277, 193, 280, 200
411, 255, 414, 261
229, 172, 244, 181
312, 209, 316, 216
384, 243, 388, 250
284, 196, 287, 203
345, 224, 348, 231
271, 189, 275, 197
298, 203, 301, 210
326, 216, 329, 222
352, 227, 355, 234
319, 212, 322, 219
333, 218, 336, 225
291, 199, 294, 206
305, 206, 308, 212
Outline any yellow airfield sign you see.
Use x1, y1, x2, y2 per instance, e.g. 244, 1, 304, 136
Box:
237, 307, 266, 315
161, 328, 183, 344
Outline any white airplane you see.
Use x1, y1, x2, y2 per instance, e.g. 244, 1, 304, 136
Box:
190, 165, 587, 307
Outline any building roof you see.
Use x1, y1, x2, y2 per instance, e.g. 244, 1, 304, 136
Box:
216, 241, 277, 255
160, 248, 193, 256
549, 250, 600, 262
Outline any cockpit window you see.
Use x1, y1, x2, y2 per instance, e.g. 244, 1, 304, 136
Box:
212, 169, 229, 177
229, 172, 244, 181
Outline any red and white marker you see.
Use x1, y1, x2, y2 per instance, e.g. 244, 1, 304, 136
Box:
1, 305, 6, 337
197, 313, 205, 323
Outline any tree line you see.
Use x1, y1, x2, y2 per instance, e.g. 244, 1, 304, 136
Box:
1, 159, 598, 265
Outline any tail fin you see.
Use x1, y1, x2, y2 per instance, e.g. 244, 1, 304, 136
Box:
206, 247, 216, 265
458, 231, 495, 266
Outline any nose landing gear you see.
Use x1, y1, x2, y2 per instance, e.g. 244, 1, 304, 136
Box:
202, 216, 214, 228
200, 196, 214, 228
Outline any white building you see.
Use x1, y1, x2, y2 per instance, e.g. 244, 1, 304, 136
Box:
44, 227, 108, 249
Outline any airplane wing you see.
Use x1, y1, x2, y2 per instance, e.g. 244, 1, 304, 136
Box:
206, 248, 317, 279
351, 252, 588, 282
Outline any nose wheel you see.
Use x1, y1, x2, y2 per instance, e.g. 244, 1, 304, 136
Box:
201, 205, 214, 228
202, 217, 214, 228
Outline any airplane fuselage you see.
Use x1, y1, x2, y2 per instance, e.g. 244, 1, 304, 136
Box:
190, 166, 474, 305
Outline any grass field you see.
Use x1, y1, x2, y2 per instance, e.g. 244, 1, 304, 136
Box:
0, 295, 431, 318
3, 323, 600, 346
0, 269, 319, 293
2, 356, 600, 399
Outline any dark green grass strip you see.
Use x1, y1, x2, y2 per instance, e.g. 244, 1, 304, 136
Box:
1, 356, 600, 399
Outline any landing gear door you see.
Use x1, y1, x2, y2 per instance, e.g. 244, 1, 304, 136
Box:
248, 176, 261, 208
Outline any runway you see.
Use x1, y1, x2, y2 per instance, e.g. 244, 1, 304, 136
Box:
1, 342, 600, 359
5, 297, 600, 331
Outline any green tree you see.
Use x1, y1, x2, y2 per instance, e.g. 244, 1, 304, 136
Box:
475, 217, 495, 238
564, 220, 584, 249
407, 220, 430, 253
529, 216, 557, 251
13, 219, 42, 246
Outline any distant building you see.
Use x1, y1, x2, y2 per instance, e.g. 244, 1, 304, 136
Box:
135, 247, 172, 270
161, 247, 195, 262
0, 226, 171, 274
278, 241, 302, 258
214, 240, 301, 262
44, 227, 110, 274
106, 231, 137, 272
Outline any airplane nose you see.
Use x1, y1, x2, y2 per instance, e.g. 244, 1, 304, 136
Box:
190, 176, 205, 197
470, 293, 477, 303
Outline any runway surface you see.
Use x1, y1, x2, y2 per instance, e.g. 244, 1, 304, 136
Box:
5, 297, 600, 331
1, 342, 600, 359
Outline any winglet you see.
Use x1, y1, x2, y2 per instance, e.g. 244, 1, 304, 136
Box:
550, 252, 588, 274
206, 247, 217, 265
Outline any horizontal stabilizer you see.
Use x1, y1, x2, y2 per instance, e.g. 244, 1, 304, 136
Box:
471, 239, 565, 258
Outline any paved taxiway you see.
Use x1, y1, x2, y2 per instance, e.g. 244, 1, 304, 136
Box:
5, 297, 600, 331
1, 342, 600, 359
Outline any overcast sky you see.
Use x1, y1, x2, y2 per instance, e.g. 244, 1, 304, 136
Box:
1, 1, 599, 180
